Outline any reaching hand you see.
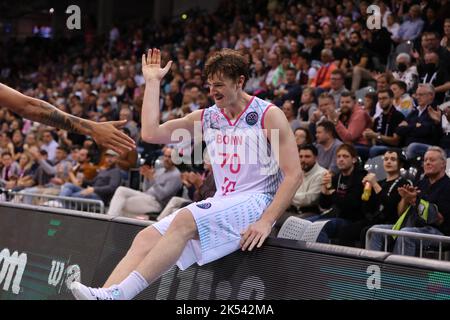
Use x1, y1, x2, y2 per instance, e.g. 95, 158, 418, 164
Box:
90, 120, 136, 155
142, 48, 173, 83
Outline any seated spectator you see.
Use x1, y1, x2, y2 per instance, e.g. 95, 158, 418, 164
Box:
0, 133, 14, 158
7, 152, 36, 191
294, 127, 313, 147
390, 80, 415, 117
273, 67, 301, 108
119, 106, 139, 142
417, 51, 450, 105
295, 52, 317, 86
157, 154, 215, 221
344, 149, 412, 247
106, 147, 181, 218
314, 121, 342, 175
386, 13, 400, 40
306, 143, 367, 243
40, 129, 59, 162
309, 92, 336, 130
345, 31, 375, 92
363, 89, 405, 158
328, 69, 349, 107
59, 149, 122, 205
244, 60, 267, 96
365, 26, 393, 70
23, 132, 39, 153
367, 147, 450, 256
0, 151, 20, 187
11, 129, 24, 162
325, 92, 372, 161
309, 49, 337, 93
271, 52, 294, 90
425, 101, 450, 157
363, 91, 378, 119
392, 53, 418, 93
67, 148, 98, 187
441, 18, 450, 51
291, 144, 326, 217
264, 53, 280, 91
297, 87, 317, 128
281, 100, 301, 132
20, 146, 72, 203
372, 72, 395, 118
67, 145, 80, 166
397, 84, 440, 160
393, 5, 424, 43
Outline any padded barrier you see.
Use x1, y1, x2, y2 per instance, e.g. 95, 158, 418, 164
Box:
1, 203, 450, 300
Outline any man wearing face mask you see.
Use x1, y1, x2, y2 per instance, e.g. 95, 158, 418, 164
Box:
392, 53, 418, 93
417, 51, 450, 105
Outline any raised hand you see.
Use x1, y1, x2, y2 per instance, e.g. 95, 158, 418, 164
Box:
142, 49, 173, 83
427, 106, 442, 124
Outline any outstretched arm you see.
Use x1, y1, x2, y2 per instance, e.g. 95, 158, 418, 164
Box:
141, 49, 202, 144
0, 83, 135, 155
240, 107, 303, 251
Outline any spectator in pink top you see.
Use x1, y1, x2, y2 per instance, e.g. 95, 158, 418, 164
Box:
324, 92, 372, 161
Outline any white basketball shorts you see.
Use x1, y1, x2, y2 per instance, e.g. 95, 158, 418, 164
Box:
152, 193, 273, 270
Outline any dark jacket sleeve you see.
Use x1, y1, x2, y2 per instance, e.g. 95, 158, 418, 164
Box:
319, 175, 338, 209
93, 169, 122, 197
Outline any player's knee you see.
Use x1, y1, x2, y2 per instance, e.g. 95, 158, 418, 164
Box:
168, 209, 198, 239
132, 226, 160, 250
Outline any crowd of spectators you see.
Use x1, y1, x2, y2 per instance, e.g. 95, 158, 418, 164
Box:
1, 0, 450, 257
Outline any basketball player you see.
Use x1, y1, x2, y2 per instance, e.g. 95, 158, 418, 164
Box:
70, 48, 302, 300
0, 83, 135, 154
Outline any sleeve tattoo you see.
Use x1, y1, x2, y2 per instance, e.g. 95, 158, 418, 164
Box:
31, 101, 93, 134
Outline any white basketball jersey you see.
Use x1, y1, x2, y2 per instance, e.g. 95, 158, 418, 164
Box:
202, 96, 283, 197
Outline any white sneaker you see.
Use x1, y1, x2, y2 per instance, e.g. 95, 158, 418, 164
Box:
70, 282, 124, 300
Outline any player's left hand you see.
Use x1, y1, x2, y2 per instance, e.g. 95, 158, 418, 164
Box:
240, 219, 272, 251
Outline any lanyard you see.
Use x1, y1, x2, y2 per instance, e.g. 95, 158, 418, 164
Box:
386, 177, 402, 197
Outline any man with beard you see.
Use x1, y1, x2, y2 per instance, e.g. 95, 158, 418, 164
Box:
344, 31, 374, 92
292, 144, 326, 218
325, 92, 372, 161
307, 143, 367, 244
273, 144, 326, 232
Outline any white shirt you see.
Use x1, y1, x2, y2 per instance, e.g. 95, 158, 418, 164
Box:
292, 162, 326, 209
41, 140, 59, 162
